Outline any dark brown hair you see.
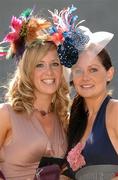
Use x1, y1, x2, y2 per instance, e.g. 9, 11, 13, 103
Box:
67, 48, 112, 151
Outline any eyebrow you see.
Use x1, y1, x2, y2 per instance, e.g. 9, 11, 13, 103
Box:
88, 64, 100, 68
72, 64, 101, 72
39, 59, 59, 63
74, 64, 100, 68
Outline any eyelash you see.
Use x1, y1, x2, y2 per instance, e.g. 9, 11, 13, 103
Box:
36, 62, 60, 68
36, 64, 44, 68
72, 68, 98, 77
89, 68, 98, 73
52, 62, 60, 67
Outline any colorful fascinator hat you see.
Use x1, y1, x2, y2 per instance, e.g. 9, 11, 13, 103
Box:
48, 5, 114, 68
0, 5, 114, 68
0, 8, 52, 61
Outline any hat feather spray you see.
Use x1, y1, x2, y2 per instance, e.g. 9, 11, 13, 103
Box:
48, 5, 114, 68
0, 8, 51, 61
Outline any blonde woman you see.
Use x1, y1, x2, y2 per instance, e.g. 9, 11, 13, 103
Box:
0, 8, 69, 180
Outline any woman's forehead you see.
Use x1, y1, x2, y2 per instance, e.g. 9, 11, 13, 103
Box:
73, 55, 101, 68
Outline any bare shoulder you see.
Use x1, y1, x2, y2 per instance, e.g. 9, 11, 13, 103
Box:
107, 98, 118, 128
109, 98, 118, 112
0, 103, 11, 132
0, 103, 12, 148
0, 103, 10, 117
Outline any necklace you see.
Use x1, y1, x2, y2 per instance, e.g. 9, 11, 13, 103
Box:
38, 110, 50, 116
34, 108, 52, 116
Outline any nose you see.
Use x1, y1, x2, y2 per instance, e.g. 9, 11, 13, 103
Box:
45, 64, 53, 75
82, 71, 91, 81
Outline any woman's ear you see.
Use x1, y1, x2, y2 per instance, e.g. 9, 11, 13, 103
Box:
107, 66, 115, 82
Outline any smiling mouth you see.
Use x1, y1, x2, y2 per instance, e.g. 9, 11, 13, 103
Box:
80, 84, 94, 88
42, 79, 55, 85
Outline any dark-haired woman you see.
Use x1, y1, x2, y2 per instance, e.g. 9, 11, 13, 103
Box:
68, 48, 118, 179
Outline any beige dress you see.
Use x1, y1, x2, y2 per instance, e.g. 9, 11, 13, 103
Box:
0, 104, 67, 180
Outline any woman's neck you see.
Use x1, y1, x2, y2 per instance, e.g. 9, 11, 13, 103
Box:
34, 94, 53, 114
85, 93, 108, 116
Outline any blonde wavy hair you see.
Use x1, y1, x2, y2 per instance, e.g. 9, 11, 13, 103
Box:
6, 41, 69, 128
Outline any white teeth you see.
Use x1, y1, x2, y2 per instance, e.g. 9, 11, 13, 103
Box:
42, 79, 54, 85
81, 85, 93, 88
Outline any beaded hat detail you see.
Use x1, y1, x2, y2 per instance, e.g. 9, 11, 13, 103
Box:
48, 5, 114, 68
